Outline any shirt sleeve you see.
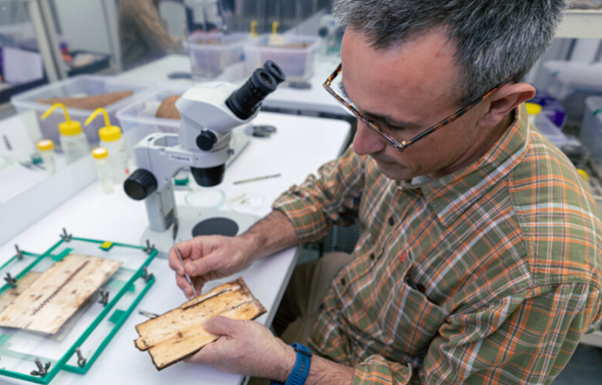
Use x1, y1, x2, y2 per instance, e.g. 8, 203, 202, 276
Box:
272, 146, 366, 244
351, 282, 602, 385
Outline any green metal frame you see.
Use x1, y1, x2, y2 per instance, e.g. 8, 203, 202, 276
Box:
0, 236, 157, 384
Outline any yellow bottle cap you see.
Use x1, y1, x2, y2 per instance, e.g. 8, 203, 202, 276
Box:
525, 102, 542, 116
91, 147, 109, 159
98, 126, 122, 142
41, 103, 83, 136
250, 20, 258, 38
37, 139, 54, 151
85, 107, 122, 142
577, 169, 590, 181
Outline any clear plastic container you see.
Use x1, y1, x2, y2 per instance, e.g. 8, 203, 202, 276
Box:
115, 84, 190, 153
36, 139, 56, 175
11, 75, 153, 144
188, 33, 250, 80
91, 147, 114, 194
542, 61, 602, 129
580, 97, 602, 167
244, 34, 320, 82
533, 114, 569, 148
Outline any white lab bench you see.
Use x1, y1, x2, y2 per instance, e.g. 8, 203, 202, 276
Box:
0, 112, 351, 385
117, 54, 347, 116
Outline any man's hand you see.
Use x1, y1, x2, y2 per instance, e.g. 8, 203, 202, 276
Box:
168, 235, 252, 297
168, 210, 299, 298
189, 316, 296, 382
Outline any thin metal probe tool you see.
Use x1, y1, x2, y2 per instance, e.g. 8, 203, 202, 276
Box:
172, 238, 199, 302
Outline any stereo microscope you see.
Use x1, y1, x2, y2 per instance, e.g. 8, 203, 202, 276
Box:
123, 61, 285, 253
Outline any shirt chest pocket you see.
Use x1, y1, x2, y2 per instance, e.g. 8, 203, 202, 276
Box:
376, 274, 447, 356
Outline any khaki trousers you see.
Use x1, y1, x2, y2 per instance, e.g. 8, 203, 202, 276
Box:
248, 252, 352, 385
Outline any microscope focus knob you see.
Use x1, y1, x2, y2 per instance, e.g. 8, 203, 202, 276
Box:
196, 131, 217, 151
124, 169, 157, 200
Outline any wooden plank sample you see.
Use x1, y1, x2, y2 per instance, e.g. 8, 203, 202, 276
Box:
134, 277, 266, 370
0, 272, 42, 313
0, 254, 121, 334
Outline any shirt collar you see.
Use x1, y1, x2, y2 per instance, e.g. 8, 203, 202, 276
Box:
415, 104, 530, 227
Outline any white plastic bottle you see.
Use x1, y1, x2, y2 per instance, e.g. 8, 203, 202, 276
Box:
36, 139, 57, 175
85, 108, 130, 184
41, 103, 90, 164
91, 147, 114, 194
525, 102, 542, 125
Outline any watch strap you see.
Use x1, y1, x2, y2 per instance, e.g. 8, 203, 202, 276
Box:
270, 343, 312, 385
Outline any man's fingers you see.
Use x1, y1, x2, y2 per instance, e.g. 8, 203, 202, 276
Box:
203, 316, 240, 336
186, 254, 221, 278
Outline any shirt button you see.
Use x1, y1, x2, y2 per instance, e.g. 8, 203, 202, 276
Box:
388, 216, 395, 226
341, 277, 346, 286
319, 303, 325, 311
369, 253, 375, 261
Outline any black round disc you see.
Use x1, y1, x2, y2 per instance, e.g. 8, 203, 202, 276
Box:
191, 217, 239, 237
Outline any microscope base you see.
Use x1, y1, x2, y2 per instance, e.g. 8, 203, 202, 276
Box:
141, 206, 259, 257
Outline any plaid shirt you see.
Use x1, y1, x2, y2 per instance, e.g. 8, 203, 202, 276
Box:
273, 105, 602, 385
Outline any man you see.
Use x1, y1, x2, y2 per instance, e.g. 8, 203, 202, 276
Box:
169, 1, 602, 384
119, 0, 185, 70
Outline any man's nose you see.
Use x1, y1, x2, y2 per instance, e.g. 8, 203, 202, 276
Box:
352, 120, 386, 156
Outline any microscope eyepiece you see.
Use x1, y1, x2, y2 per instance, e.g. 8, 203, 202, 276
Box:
263, 60, 285, 84
226, 61, 285, 120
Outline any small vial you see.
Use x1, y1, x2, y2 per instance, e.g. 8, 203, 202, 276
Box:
99, 129, 129, 183
91, 147, 114, 194
37, 139, 56, 175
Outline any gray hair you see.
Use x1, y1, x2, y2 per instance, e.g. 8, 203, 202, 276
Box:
333, 0, 569, 105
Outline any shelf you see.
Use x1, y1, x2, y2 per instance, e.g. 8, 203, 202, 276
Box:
556, 10, 602, 39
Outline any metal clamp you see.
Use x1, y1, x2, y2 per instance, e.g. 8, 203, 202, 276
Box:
30, 358, 51, 376
15, 245, 23, 259
98, 289, 109, 307
141, 266, 154, 283
4, 273, 16, 288
60, 228, 72, 242
75, 348, 86, 368
143, 239, 155, 255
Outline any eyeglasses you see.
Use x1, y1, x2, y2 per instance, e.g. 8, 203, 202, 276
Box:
323, 63, 509, 152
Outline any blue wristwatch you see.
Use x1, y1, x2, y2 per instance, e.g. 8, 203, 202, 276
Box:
270, 343, 312, 385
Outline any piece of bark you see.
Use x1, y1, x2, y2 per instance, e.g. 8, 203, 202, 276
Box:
37, 90, 134, 110
156, 95, 181, 119
0, 254, 121, 334
134, 277, 266, 370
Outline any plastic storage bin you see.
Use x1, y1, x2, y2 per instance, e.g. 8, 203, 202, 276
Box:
188, 33, 250, 80
533, 114, 569, 148
244, 34, 320, 82
11, 75, 153, 144
542, 61, 602, 130
116, 83, 191, 152
580, 97, 602, 167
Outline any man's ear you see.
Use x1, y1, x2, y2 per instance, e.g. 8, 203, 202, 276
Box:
478, 83, 536, 127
